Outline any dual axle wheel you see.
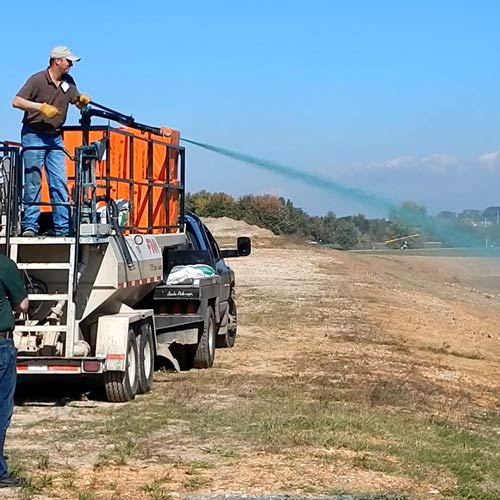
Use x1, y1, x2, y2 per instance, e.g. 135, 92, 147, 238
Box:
104, 322, 154, 403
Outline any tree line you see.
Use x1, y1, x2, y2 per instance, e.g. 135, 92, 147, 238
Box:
186, 191, 500, 250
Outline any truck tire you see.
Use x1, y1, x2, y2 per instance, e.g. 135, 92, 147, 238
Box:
104, 330, 139, 402
137, 322, 155, 394
216, 289, 237, 348
193, 306, 216, 369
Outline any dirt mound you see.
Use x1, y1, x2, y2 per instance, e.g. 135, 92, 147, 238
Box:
201, 216, 277, 240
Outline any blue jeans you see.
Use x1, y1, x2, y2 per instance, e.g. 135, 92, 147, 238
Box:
21, 128, 70, 235
0, 339, 16, 480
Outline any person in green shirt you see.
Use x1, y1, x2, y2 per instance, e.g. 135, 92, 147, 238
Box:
0, 254, 28, 488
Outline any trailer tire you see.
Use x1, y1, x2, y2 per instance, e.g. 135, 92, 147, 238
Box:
216, 289, 237, 348
137, 322, 155, 394
193, 306, 216, 369
104, 330, 139, 402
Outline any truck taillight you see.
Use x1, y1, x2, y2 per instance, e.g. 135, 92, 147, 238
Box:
186, 302, 198, 313
157, 303, 168, 314
155, 300, 199, 315
82, 361, 101, 373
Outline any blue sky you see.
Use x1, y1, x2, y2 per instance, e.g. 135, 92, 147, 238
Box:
2, 1, 500, 217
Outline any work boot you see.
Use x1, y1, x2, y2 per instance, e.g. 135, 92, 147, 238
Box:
22, 229, 37, 237
0, 474, 22, 488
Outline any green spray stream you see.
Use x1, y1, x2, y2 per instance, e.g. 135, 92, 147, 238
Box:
182, 138, 393, 213
181, 138, 489, 248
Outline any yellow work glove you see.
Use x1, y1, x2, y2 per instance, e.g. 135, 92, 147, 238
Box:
39, 103, 60, 119
76, 94, 91, 110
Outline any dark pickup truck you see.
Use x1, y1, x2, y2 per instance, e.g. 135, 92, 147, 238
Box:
149, 212, 251, 371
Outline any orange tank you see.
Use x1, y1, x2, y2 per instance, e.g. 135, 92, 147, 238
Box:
40, 126, 182, 233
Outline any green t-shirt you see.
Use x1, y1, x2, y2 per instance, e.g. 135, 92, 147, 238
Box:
0, 254, 27, 330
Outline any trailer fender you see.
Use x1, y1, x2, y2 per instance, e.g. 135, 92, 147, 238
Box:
96, 310, 154, 371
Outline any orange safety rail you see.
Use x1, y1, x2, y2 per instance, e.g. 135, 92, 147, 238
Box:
40, 126, 182, 233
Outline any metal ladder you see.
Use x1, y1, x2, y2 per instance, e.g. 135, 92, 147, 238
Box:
9, 236, 78, 357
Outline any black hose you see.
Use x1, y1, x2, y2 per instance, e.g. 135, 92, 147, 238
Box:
24, 274, 48, 317
81, 107, 169, 137
96, 196, 135, 270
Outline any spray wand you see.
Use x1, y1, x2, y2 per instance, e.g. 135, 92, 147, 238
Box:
81, 101, 171, 137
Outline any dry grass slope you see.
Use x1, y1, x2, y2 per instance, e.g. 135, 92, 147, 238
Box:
4, 219, 500, 499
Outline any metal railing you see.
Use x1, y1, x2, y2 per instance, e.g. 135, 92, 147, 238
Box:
63, 125, 185, 234
0, 126, 185, 242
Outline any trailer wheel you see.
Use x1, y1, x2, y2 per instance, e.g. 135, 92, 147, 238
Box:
104, 330, 139, 402
137, 322, 155, 394
193, 306, 216, 369
216, 289, 237, 348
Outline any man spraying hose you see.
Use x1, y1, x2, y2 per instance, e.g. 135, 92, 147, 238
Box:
12, 46, 91, 236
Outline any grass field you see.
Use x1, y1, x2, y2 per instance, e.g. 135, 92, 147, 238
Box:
5, 244, 500, 499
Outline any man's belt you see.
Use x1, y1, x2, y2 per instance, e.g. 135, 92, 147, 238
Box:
0, 330, 13, 339
22, 125, 61, 136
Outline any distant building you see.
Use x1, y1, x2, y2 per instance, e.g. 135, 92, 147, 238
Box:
458, 209, 483, 223
437, 211, 457, 220
483, 206, 500, 224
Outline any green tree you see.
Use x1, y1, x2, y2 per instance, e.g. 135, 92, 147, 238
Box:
204, 192, 237, 217
186, 191, 237, 218
237, 195, 294, 234
311, 211, 337, 243
186, 190, 212, 215
333, 220, 360, 249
